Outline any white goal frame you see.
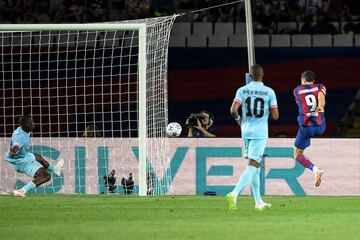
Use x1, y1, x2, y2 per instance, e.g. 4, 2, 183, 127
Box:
0, 23, 148, 196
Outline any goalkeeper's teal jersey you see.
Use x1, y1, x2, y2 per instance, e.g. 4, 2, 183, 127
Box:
234, 81, 278, 139
5, 127, 31, 161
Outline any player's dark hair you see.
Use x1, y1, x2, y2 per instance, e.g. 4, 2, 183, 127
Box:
19, 114, 32, 127
250, 64, 264, 81
302, 70, 316, 82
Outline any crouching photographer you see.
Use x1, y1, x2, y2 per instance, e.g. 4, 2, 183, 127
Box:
103, 169, 117, 194
186, 110, 216, 138
121, 173, 134, 195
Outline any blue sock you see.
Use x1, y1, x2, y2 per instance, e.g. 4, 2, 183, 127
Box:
232, 166, 257, 197
251, 168, 263, 204
47, 163, 55, 172
22, 181, 36, 193
309, 163, 315, 171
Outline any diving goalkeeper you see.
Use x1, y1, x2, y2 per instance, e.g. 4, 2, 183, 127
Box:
4, 115, 64, 198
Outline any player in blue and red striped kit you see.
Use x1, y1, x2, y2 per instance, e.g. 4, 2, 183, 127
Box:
293, 70, 326, 187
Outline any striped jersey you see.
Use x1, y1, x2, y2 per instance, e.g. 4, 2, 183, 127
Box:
293, 83, 326, 126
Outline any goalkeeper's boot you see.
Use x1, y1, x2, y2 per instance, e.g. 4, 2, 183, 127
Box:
226, 192, 237, 211
53, 159, 64, 177
315, 169, 324, 187
13, 189, 26, 198
255, 201, 272, 210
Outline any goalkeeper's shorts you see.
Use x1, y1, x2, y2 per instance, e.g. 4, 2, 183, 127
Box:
5, 152, 43, 178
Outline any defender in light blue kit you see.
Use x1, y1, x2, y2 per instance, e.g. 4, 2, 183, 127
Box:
226, 65, 279, 211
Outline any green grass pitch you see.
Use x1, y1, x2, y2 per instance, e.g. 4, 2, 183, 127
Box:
0, 195, 359, 240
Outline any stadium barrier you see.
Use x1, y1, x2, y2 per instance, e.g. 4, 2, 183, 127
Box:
1, 138, 359, 196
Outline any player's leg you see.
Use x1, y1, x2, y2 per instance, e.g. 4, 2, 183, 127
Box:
13, 154, 50, 198
227, 139, 258, 210
14, 168, 52, 198
33, 168, 52, 186
247, 139, 271, 210
294, 147, 315, 169
34, 153, 64, 176
294, 127, 323, 186
294, 127, 315, 169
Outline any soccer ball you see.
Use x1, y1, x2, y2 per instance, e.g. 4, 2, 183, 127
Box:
166, 122, 182, 137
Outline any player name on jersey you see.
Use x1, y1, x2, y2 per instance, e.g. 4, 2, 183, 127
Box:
298, 87, 319, 94
242, 89, 269, 96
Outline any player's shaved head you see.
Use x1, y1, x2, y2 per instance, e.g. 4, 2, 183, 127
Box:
301, 70, 316, 83
19, 114, 34, 132
250, 64, 264, 81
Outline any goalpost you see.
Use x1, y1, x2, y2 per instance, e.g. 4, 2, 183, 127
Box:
244, 0, 255, 84
0, 15, 177, 196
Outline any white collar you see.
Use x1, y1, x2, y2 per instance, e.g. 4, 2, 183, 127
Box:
249, 81, 264, 85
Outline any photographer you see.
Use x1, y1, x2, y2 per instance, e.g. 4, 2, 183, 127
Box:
186, 110, 216, 138
103, 169, 116, 194
121, 172, 134, 195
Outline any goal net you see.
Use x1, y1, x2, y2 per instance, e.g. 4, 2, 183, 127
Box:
0, 15, 177, 196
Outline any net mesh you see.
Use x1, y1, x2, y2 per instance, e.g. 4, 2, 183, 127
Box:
0, 15, 177, 195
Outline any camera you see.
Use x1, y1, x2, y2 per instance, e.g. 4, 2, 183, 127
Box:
185, 111, 214, 127
121, 173, 134, 195
185, 113, 205, 127
103, 169, 117, 194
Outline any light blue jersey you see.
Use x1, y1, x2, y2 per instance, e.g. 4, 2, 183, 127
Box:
4, 127, 43, 178
5, 126, 31, 161
234, 81, 278, 139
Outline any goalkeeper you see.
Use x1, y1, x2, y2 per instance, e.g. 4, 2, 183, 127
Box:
4, 115, 64, 198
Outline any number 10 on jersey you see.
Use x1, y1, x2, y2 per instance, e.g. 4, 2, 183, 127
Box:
245, 97, 265, 118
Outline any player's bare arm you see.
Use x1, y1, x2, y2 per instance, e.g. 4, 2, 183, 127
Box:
9, 145, 20, 158
316, 91, 326, 113
270, 107, 279, 120
230, 101, 241, 126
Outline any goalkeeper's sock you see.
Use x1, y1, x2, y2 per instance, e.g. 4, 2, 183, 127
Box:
250, 168, 263, 204
296, 155, 316, 171
22, 181, 36, 193
232, 166, 257, 197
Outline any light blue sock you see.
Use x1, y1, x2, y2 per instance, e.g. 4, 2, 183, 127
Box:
232, 166, 257, 197
47, 163, 55, 172
251, 168, 263, 204
22, 181, 36, 193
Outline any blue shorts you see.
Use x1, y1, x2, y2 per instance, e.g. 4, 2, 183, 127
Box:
243, 138, 267, 163
5, 152, 43, 178
294, 124, 326, 150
